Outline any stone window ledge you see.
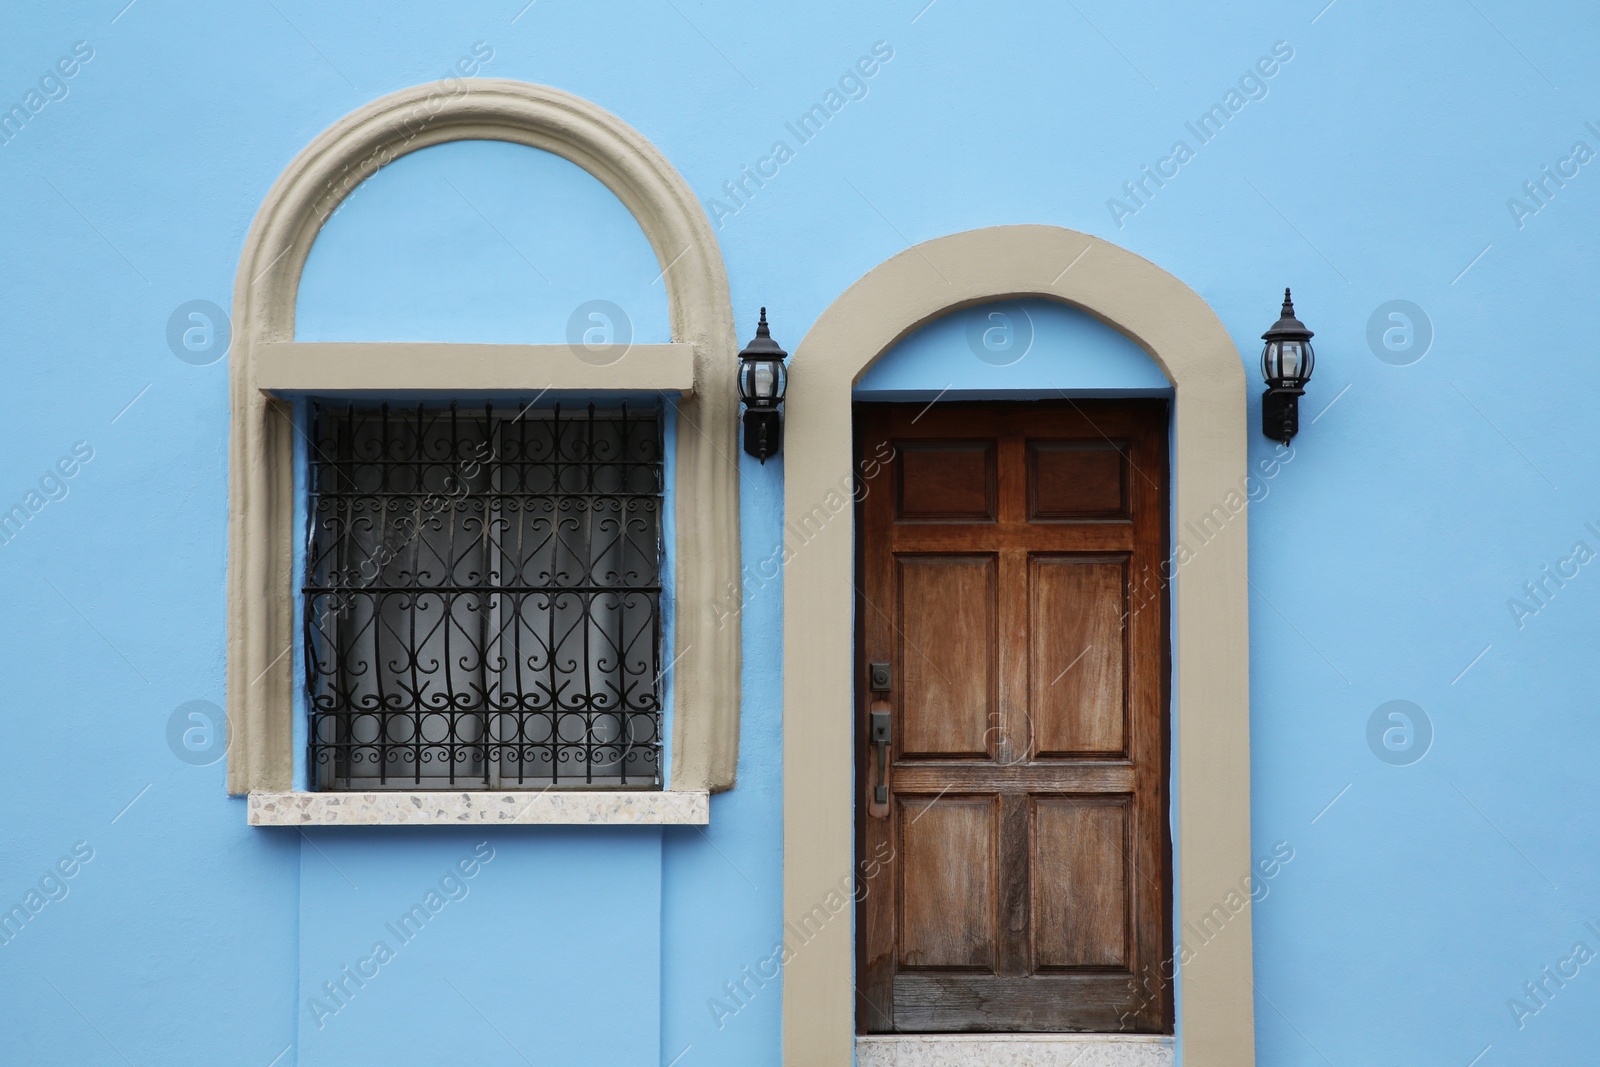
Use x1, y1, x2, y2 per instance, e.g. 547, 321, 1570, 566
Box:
855, 1034, 1175, 1067
247, 790, 709, 826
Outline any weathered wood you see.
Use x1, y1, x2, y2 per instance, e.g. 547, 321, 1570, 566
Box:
1028, 440, 1130, 520
889, 525, 1135, 554
898, 795, 998, 969
1031, 557, 1128, 757
1033, 796, 1130, 968
888, 764, 1137, 793
898, 557, 996, 758
857, 401, 1170, 1035
896, 441, 997, 521
892, 973, 1143, 1033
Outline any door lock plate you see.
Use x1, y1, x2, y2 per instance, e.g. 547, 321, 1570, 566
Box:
868, 661, 892, 692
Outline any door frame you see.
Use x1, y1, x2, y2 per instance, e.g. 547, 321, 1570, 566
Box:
782, 226, 1253, 1066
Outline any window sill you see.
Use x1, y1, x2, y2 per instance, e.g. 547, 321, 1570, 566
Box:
855, 1034, 1174, 1067
247, 790, 709, 826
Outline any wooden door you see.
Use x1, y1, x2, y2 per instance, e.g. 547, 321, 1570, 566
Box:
855, 400, 1171, 1034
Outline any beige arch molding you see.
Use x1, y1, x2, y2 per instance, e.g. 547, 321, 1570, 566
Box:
782, 225, 1255, 1066
227, 80, 741, 800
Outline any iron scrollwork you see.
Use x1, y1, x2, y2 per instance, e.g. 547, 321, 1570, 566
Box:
304, 402, 664, 790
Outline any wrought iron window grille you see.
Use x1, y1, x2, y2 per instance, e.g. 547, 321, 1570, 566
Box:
304, 401, 664, 791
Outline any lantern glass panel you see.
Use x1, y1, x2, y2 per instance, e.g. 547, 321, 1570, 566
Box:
1280, 342, 1303, 380
752, 360, 776, 399
740, 358, 786, 404
1262, 340, 1313, 387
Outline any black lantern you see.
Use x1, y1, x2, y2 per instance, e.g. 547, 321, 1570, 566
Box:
1260, 288, 1315, 444
738, 307, 787, 462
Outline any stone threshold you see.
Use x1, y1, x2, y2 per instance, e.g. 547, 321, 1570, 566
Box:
855, 1034, 1176, 1067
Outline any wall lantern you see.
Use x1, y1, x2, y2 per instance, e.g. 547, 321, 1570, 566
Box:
738, 307, 788, 462
1260, 288, 1315, 444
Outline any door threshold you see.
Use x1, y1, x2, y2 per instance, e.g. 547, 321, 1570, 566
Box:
856, 1033, 1175, 1067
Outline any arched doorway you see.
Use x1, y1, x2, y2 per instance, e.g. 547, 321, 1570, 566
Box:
782, 225, 1255, 1066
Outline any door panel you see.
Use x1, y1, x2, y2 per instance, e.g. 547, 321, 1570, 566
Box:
898, 796, 998, 969
856, 401, 1170, 1035
1032, 797, 1130, 969
897, 442, 997, 522
898, 557, 995, 758
1027, 441, 1129, 520
1029, 557, 1127, 758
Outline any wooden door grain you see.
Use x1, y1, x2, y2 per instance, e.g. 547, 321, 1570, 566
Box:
855, 401, 1171, 1034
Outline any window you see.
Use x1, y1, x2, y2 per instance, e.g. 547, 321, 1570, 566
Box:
231, 83, 738, 824
304, 402, 664, 790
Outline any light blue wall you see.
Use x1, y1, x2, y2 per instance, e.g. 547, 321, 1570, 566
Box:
296, 139, 671, 345
3, 1, 1599, 1064
855, 298, 1171, 399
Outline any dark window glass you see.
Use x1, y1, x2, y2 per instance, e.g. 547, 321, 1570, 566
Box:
304, 402, 663, 790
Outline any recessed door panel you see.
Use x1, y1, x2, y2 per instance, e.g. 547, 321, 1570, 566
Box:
897, 795, 998, 970
1028, 440, 1128, 520
899, 556, 995, 758
897, 441, 997, 522
1030, 557, 1128, 758
1032, 797, 1131, 969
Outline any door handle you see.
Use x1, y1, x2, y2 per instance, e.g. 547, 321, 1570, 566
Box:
869, 699, 892, 815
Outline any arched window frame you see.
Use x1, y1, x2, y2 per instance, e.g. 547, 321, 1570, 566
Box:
228, 80, 740, 825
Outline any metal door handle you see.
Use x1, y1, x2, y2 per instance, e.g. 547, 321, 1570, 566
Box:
869, 701, 892, 807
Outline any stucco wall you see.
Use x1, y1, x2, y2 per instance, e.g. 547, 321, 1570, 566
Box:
2, 1, 1598, 1064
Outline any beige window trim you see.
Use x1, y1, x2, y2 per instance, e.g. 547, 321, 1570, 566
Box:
782, 226, 1255, 1066
226, 80, 742, 809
